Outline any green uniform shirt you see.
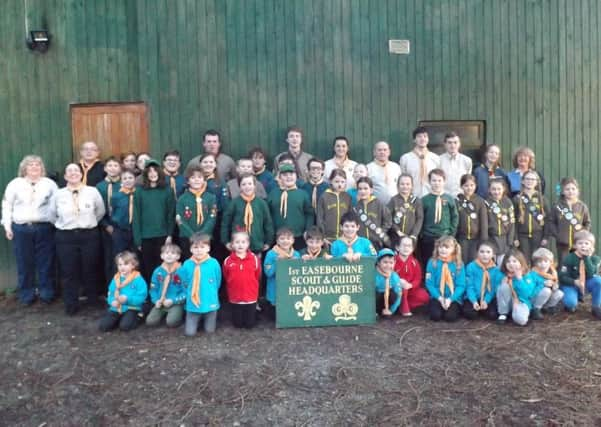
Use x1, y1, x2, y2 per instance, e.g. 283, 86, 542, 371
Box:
267, 187, 314, 237
176, 190, 218, 238
221, 196, 274, 252
132, 186, 175, 247
420, 193, 458, 239
559, 252, 601, 286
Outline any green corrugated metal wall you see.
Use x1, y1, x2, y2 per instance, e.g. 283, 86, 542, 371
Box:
0, 0, 599, 285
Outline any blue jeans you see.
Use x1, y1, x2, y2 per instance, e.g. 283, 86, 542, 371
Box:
12, 222, 56, 303
561, 275, 601, 310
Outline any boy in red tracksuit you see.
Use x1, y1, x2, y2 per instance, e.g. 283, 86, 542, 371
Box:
394, 236, 429, 316
223, 231, 262, 329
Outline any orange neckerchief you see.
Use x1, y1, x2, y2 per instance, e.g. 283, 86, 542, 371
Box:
373, 159, 390, 185
309, 178, 324, 209
189, 183, 207, 225
113, 271, 140, 313
433, 194, 443, 224
279, 185, 297, 218
413, 148, 430, 183
159, 262, 181, 301
164, 169, 178, 197
533, 265, 558, 283
240, 192, 255, 233
438, 256, 455, 296
119, 187, 136, 223
377, 265, 392, 311
475, 259, 496, 304
190, 254, 210, 307
575, 253, 586, 288
80, 159, 99, 185
273, 245, 294, 259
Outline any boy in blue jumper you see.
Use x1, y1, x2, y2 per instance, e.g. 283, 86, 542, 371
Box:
263, 227, 301, 320
375, 249, 402, 317
146, 243, 186, 328
330, 212, 377, 260
98, 251, 148, 332
179, 233, 222, 336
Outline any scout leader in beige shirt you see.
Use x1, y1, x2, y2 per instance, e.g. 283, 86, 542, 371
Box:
438, 132, 472, 197
399, 127, 440, 198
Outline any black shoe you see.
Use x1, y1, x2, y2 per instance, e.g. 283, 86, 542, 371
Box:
531, 308, 544, 320
65, 305, 79, 316
497, 314, 507, 324
592, 306, 601, 320
544, 305, 560, 315
40, 297, 54, 305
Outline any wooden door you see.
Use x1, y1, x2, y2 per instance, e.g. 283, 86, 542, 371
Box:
70, 103, 149, 160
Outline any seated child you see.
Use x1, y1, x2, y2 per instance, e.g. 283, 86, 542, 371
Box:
375, 249, 402, 317
263, 227, 301, 319
98, 251, 148, 332
146, 243, 186, 328
179, 233, 222, 336
559, 231, 601, 318
496, 248, 545, 326
463, 241, 501, 320
301, 226, 332, 260
330, 212, 377, 261
425, 236, 465, 322
394, 236, 429, 316
223, 231, 262, 329
529, 247, 564, 318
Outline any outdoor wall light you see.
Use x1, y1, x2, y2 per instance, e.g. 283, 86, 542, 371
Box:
26, 30, 51, 53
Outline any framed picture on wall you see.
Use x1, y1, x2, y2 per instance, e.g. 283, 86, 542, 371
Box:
418, 120, 486, 163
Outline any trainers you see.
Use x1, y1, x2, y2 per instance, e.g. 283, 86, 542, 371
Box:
592, 306, 601, 320
497, 314, 507, 324
402, 311, 413, 317
531, 308, 544, 320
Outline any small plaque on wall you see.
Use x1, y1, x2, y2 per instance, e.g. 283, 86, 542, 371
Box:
389, 39, 410, 54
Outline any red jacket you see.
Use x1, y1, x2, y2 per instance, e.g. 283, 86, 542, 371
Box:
223, 251, 261, 303
394, 254, 423, 289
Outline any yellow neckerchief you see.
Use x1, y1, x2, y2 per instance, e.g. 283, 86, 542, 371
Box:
68, 184, 83, 217
373, 159, 390, 185
119, 187, 136, 223
104, 176, 120, 215
273, 245, 294, 259
164, 169, 178, 197
398, 193, 413, 233
376, 265, 392, 311
489, 196, 504, 235
341, 235, 358, 254
80, 159, 99, 185
304, 247, 323, 259
190, 254, 210, 307
413, 148, 430, 183
432, 192, 443, 224
309, 177, 324, 209
475, 259, 495, 305
575, 253, 587, 287
279, 184, 297, 218
533, 265, 558, 284
240, 192, 256, 233
460, 194, 474, 238
437, 255, 455, 296
113, 271, 140, 313
564, 198, 580, 247
189, 183, 208, 225
325, 188, 342, 238
159, 262, 181, 301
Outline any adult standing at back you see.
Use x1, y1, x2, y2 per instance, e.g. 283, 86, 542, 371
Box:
323, 136, 358, 190
367, 141, 401, 205
78, 141, 106, 186
187, 130, 237, 183
438, 132, 472, 197
272, 126, 314, 182
506, 146, 546, 196
399, 127, 440, 197
1, 155, 58, 306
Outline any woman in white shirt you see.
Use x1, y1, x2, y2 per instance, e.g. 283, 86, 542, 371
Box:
323, 136, 358, 190
53, 163, 105, 315
1, 155, 58, 305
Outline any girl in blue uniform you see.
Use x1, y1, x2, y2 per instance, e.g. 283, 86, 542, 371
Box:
463, 241, 501, 320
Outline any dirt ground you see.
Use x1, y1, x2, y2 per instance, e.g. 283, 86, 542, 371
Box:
1, 295, 601, 426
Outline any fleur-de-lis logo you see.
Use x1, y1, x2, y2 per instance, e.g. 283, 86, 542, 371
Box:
332, 295, 359, 321
295, 296, 320, 321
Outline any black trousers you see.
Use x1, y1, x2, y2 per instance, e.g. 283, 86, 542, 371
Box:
428, 299, 461, 322
55, 228, 101, 313
462, 299, 498, 321
375, 291, 399, 315
141, 236, 166, 284
231, 303, 257, 329
98, 310, 140, 332
419, 237, 437, 269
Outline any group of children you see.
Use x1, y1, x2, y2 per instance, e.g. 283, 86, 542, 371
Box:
91, 144, 601, 333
